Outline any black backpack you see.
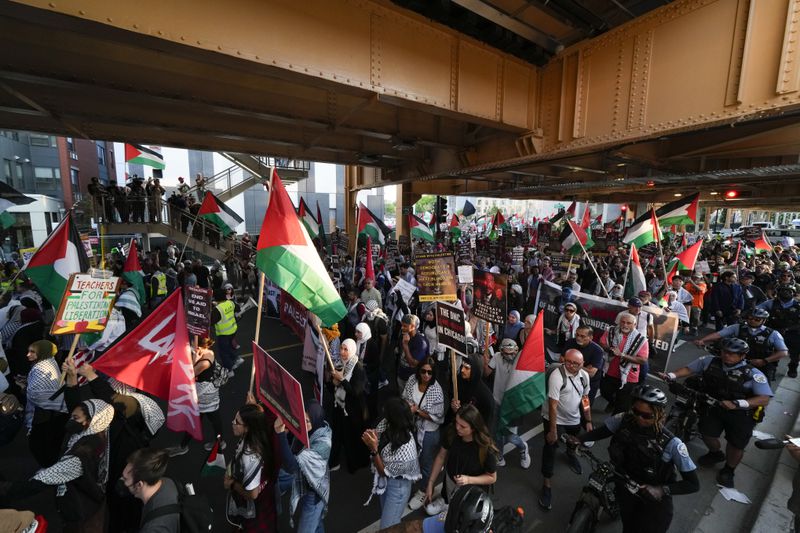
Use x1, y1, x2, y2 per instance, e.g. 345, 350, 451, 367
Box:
142, 479, 213, 533
545, 363, 588, 392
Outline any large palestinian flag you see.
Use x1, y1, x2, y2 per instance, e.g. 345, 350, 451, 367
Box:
655, 193, 699, 227
623, 208, 663, 249
560, 219, 594, 256
498, 310, 546, 429
198, 192, 243, 236
624, 243, 647, 300
256, 170, 346, 327
23, 212, 91, 308
409, 214, 435, 242
357, 203, 391, 247
0, 181, 34, 212
124, 143, 165, 169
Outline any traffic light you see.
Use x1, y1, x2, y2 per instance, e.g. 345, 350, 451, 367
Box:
436, 196, 448, 224
724, 190, 751, 200
725, 190, 738, 199
620, 204, 628, 212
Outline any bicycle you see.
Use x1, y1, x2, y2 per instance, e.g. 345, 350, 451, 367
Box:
562, 436, 641, 533
663, 380, 719, 443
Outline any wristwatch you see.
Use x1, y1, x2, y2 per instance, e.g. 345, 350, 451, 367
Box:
662, 485, 671, 497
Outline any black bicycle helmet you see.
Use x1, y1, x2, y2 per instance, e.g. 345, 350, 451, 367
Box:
720, 337, 750, 355
778, 284, 797, 297
630, 384, 668, 408
748, 308, 770, 320
444, 486, 494, 533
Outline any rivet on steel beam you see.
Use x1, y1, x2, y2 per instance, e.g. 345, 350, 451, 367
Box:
180, 36, 185, 41
107, 17, 113, 22
79, 10, 85, 15
48, 2, 55, 7
217, 46, 223, 50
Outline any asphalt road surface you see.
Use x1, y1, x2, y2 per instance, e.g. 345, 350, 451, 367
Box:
0, 310, 793, 532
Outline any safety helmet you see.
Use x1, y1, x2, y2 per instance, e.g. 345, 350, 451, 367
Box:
748, 308, 769, 320
630, 384, 668, 408
777, 284, 797, 297
444, 485, 494, 533
720, 337, 750, 355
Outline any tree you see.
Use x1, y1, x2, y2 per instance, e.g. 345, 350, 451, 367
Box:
414, 195, 436, 215
385, 201, 396, 217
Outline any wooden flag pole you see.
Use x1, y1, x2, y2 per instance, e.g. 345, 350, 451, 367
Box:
315, 322, 337, 371
176, 210, 203, 265
450, 348, 459, 402
576, 237, 611, 299
566, 253, 575, 274
620, 248, 633, 296
58, 334, 81, 386
249, 271, 266, 393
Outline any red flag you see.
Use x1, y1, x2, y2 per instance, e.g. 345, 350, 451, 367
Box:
566, 201, 577, 219
680, 233, 688, 249
580, 205, 591, 230
93, 289, 201, 440
449, 214, 460, 229
518, 310, 546, 373
733, 241, 742, 264
674, 239, 703, 271
364, 235, 375, 281
754, 232, 772, 253
494, 211, 506, 226
594, 214, 602, 225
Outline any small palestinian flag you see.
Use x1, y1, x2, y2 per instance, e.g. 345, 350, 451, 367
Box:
449, 214, 461, 240
561, 219, 594, 256
124, 143, 165, 169
201, 435, 226, 476
357, 203, 390, 247
123, 238, 146, 305
198, 192, 243, 236
656, 193, 699, 227
409, 214, 435, 243
623, 208, 662, 249
298, 198, 319, 240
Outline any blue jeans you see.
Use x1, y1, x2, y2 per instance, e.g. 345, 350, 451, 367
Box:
495, 427, 525, 452
419, 429, 440, 487
379, 477, 413, 528
277, 469, 325, 533
216, 334, 237, 369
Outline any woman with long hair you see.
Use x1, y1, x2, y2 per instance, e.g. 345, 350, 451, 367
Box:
362, 397, 421, 528
401, 358, 445, 511
25, 340, 68, 467
225, 403, 277, 532
424, 404, 498, 516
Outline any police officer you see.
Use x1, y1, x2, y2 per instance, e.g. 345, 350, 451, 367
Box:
758, 284, 800, 378
567, 385, 699, 533
150, 265, 167, 309
660, 338, 773, 488
693, 308, 787, 382
212, 283, 241, 371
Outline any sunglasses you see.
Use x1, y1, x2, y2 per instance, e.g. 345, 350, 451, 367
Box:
630, 408, 655, 420
565, 309, 575, 313
420, 369, 433, 376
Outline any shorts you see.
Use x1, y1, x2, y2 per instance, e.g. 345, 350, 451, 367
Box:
698, 406, 756, 450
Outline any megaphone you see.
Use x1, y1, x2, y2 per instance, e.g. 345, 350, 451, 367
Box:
235, 297, 258, 319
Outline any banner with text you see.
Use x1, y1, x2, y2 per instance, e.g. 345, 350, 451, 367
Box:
436, 301, 467, 355
280, 289, 308, 340
184, 286, 212, 337
52, 274, 120, 335
415, 252, 458, 302
472, 269, 508, 324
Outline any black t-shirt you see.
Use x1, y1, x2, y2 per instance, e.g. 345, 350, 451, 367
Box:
443, 433, 497, 478
563, 338, 605, 383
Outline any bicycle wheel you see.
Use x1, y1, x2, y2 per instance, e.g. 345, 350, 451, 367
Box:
567, 503, 597, 533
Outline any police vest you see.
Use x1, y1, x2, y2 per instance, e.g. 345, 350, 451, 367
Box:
736, 326, 775, 362
767, 299, 800, 332
702, 358, 754, 401
215, 300, 238, 336
153, 272, 167, 296
608, 415, 676, 485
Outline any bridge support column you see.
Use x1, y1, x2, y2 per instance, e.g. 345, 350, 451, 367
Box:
395, 183, 419, 240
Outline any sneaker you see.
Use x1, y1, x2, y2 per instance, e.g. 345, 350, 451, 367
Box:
378, 378, 390, 389
407, 490, 426, 511
497, 455, 506, 467
716, 466, 735, 488
583, 441, 595, 448
568, 454, 583, 475
232, 357, 245, 370
166, 445, 189, 457
789, 368, 798, 378
538, 486, 552, 511
425, 497, 447, 516
520, 442, 531, 469
697, 450, 726, 466
203, 440, 227, 452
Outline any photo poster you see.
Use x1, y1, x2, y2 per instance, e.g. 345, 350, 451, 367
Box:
471, 269, 508, 324
263, 277, 282, 318
51, 273, 120, 335
253, 342, 309, 448
436, 301, 467, 355
280, 289, 308, 340
535, 280, 678, 374
414, 252, 458, 303
184, 286, 213, 337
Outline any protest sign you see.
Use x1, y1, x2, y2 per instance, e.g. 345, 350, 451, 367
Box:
415, 252, 458, 302
512, 246, 525, 266
742, 226, 763, 241
536, 280, 678, 374
184, 286, 212, 337
253, 342, 308, 448
281, 289, 308, 340
80, 234, 93, 258
393, 277, 417, 305
472, 269, 508, 324
51, 273, 120, 335
263, 277, 281, 317
19, 247, 37, 266
436, 301, 467, 355
457, 265, 474, 284
695, 260, 710, 274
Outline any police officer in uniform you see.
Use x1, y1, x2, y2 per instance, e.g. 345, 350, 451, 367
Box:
212, 283, 241, 371
568, 385, 699, 533
660, 338, 773, 488
758, 284, 800, 378
693, 308, 787, 382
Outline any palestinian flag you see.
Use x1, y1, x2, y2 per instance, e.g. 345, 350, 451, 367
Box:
198, 192, 243, 236
673, 240, 703, 272
680, 233, 688, 249
124, 143, 165, 169
409, 214, 435, 242
655, 193, 699, 227
316, 201, 330, 254
357, 203, 390, 247
123, 238, 146, 305
623, 208, 662, 249
201, 435, 226, 476
753, 232, 773, 253
579, 206, 591, 230
493, 211, 506, 228
624, 244, 647, 300
560, 219, 594, 256
449, 214, 461, 240
297, 198, 319, 240
0, 211, 14, 230
0, 181, 34, 212
23, 212, 90, 308
498, 310, 546, 429
364, 236, 375, 281
565, 201, 577, 219
256, 169, 346, 327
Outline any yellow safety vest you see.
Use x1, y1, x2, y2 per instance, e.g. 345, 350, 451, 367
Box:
153, 272, 167, 296
215, 300, 238, 336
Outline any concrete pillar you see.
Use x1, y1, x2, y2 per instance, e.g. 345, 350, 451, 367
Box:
395, 182, 420, 239
344, 166, 358, 239
723, 208, 733, 229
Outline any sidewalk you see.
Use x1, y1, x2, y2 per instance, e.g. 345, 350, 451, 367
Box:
693, 373, 800, 533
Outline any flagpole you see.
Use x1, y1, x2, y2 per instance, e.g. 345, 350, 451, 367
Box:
576, 237, 611, 299
177, 208, 203, 265
58, 334, 81, 386
620, 248, 632, 296
315, 322, 337, 371
651, 205, 671, 295
450, 348, 458, 402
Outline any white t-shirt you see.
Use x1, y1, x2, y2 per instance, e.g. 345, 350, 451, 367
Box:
542, 366, 590, 426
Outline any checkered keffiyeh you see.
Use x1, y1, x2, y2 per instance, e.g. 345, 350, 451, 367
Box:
364, 420, 421, 505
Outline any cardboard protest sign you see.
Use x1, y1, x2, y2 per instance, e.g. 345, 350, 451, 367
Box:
393, 278, 417, 305
415, 252, 458, 302
253, 342, 308, 448
184, 286, 212, 337
281, 289, 308, 340
436, 301, 467, 355
535, 280, 678, 374
51, 273, 120, 335
457, 265, 474, 284
472, 269, 508, 324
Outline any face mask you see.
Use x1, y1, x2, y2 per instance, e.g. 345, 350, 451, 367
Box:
115, 478, 134, 498
65, 419, 85, 435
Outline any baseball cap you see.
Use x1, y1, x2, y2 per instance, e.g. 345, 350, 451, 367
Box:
628, 297, 642, 307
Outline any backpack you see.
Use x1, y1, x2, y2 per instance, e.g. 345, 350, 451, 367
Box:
142, 479, 213, 533
197, 356, 231, 388
545, 363, 587, 393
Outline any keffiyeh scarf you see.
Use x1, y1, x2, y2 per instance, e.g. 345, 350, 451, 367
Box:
364, 420, 421, 505
609, 326, 646, 388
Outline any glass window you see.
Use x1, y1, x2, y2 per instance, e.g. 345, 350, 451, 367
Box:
3, 160, 10, 184
34, 167, 57, 179
97, 145, 105, 166
66, 137, 75, 152
29, 134, 51, 147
